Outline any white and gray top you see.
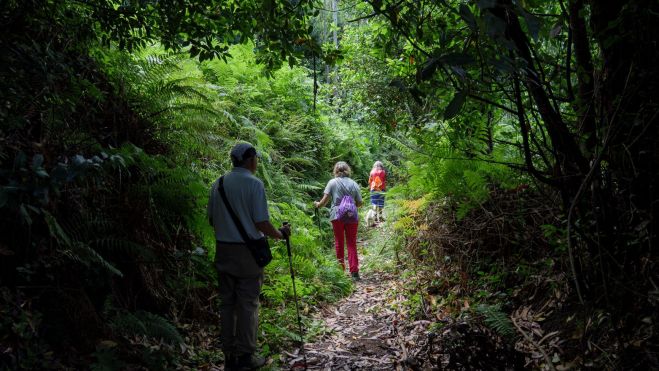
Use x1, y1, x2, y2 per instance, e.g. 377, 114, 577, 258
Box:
323, 176, 363, 221
207, 167, 269, 243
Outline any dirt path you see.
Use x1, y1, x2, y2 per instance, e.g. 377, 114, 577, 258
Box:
282, 268, 432, 370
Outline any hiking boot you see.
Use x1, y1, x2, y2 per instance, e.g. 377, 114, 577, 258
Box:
224, 353, 237, 370
233, 353, 266, 370
351, 272, 361, 281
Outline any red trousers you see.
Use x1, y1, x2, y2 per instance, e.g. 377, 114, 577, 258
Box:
331, 220, 359, 273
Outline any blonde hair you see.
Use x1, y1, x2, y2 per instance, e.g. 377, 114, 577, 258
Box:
372, 161, 384, 171
333, 161, 352, 177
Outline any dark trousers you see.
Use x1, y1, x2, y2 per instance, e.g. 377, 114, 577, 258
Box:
215, 241, 264, 356
218, 271, 263, 355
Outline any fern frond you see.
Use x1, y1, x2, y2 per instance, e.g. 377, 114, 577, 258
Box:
91, 238, 156, 261
146, 79, 209, 103
63, 242, 123, 277
136, 311, 184, 345
475, 304, 514, 337
292, 181, 323, 192
383, 135, 427, 157
43, 210, 72, 247
110, 310, 183, 345
283, 156, 317, 168
276, 323, 303, 342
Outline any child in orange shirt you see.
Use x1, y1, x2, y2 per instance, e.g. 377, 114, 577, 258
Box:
368, 161, 387, 222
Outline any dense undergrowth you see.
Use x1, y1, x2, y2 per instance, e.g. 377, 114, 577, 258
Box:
364, 180, 652, 369
0, 6, 381, 367
364, 170, 655, 369
330, 2, 658, 367
2, 0, 657, 370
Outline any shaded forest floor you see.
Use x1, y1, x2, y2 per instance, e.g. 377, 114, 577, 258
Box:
195, 193, 653, 371
277, 225, 525, 371
281, 232, 431, 370
283, 270, 421, 370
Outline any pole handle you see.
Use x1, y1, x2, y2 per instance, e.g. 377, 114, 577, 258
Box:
282, 221, 290, 241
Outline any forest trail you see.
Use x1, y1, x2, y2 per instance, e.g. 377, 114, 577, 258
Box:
281, 235, 432, 370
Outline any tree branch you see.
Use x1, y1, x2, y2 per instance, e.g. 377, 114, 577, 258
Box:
490, 1, 589, 176
513, 75, 558, 186
467, 93, 518, 115
568, 0, 597, 151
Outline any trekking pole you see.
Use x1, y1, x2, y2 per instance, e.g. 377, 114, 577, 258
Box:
314, 208, 324, 247
283, 222, 308, 370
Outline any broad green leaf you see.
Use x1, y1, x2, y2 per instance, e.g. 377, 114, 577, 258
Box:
32, 154, 44, 169
519, 7, 541, 40
459, 4, 478, 31
419, 58, 441, 81
440, 52, 475, 66
19, 204, 32, 226
36, 169, 49, 178
14, 151, 27, 170
444, 90, 467, 120
43, 210, 72, 247
477, 0, 497, 9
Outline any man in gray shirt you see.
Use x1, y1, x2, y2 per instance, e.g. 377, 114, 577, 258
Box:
208, 142, 290, 370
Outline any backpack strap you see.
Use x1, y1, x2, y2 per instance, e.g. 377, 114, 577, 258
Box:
217, 176, 250, 244
335, 178, 354, 204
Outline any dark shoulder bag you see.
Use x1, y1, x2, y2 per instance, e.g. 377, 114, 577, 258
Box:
218, 176, 273, 267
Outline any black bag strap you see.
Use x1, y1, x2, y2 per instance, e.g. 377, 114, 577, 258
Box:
217, 176, 250, 244
335, 178, 354, 205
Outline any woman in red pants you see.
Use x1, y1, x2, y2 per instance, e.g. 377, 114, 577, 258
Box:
314, 161, 363, 280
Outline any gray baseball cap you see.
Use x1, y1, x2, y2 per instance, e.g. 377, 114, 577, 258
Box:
230, 142, 261, 162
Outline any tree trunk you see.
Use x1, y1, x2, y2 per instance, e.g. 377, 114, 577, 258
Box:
568, 0, 596, 154
490, 1, 589, 198
332, 0, 339, 101
589, 0, 659, 286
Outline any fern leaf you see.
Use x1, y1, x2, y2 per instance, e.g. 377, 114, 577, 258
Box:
91, 238, 156, 261
475, 304, 514, 337
110, 310, 183, 345
64, 242, 124, 277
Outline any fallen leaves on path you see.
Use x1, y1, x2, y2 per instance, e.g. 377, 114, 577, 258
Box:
282, 271, 431, 370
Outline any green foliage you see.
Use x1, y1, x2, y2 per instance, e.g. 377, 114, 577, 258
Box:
10, 0, 654, 368
541, 223, 568, 253
109, 310, 183, 345
475, 304, 515, 338
91, 344, 126, 371
0, 289, 57, 369
2, 0, 318, 67
387, 131, 524, 219
97, 44, 359, 355
334, 13, 530, 216
0, 1, 359, 364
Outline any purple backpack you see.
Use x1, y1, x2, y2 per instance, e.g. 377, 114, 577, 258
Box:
336, 180, 358, 223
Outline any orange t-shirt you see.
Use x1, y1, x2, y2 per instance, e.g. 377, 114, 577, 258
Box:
368, 169, 386, 192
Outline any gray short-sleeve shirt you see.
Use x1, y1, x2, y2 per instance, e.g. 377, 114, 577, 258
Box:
324, 177, 362, 221
207, 167, 269, 242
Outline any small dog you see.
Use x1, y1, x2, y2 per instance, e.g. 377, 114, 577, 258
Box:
364, 208, 377, 227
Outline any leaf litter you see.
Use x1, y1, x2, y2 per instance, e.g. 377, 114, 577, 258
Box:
278, 230, 530, 370
282, 270, 428, 370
